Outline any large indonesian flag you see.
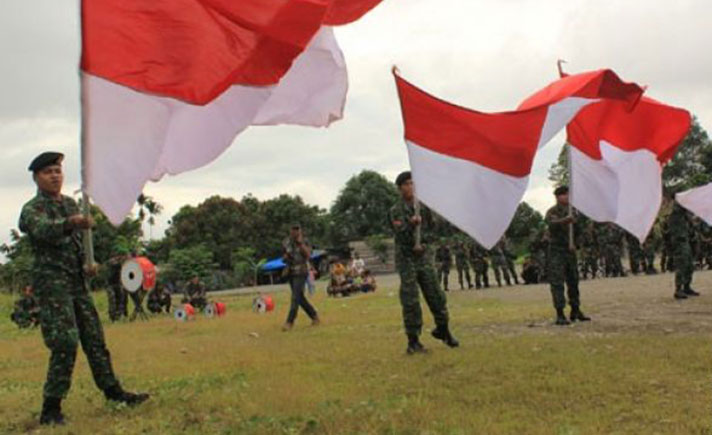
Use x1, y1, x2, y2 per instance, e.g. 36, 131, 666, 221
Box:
394, 68, 644, 248
81, 0, 381, 224
566, 96, 691, 242
677, 182, 712, 225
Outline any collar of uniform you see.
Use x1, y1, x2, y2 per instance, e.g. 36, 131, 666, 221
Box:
37, 189, 63, 203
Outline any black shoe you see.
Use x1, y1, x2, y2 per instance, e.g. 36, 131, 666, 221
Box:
684, 288, 700, 297
555, 309, 571, 326
468, 284, 474, 289
406, 336, 428, 355
431, 326, 460, 348
674, 292, 688, 300
570, 308, 591, 322
475, 284, 482, 290
104, 385, 150, 406
40, 397, 64, 426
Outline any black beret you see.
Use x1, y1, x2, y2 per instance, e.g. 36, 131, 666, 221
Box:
28, 152, 64, 172
291, 223, 302, 230
395, 171, 412, 187
554, 185, 569, 196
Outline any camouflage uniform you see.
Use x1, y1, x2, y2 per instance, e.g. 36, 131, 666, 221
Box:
660, 220, 673, 272
489, 242, 512, 287
185, 280, 208, 310
453, 242, 472, 289
545, 204, 581, 311
668, 202, 695, 295
283, 237, 318, 324
389, 199, 449, 337
435, 244, 452, 291
147, 285, 172, 314
19, 191, 119, 399
625, 233, 644, 275
501, 237, 519, 285
469, 242, 490, 289
105, 256, 128, 321
601, 224, 625, 277
580, 222, 599, 280
642, 230, 659, 274
10, 292, 40, 328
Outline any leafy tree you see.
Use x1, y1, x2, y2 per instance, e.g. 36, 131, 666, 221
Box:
329, 170, 399, 245
506, 202, 545, 252
231, 247, 266, 287
162, 244, 215, 284
0, 230, 33, 293
137, 194, 164, 239
548, 144, 570, 186
663, 116, 712, 189
258, 194, 329, 258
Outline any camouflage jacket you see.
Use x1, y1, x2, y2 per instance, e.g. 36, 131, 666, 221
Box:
389, 198, 436, 260
282, 237, 311, 276
668, 202, 691, 245
435, 246, 452, 266
545, 203, 579, 251
18, 191, 85, 287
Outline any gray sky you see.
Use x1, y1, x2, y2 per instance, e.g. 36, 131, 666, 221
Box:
1, 0, 711, 250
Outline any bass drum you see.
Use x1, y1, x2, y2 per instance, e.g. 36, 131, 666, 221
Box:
120, 257, 157, 293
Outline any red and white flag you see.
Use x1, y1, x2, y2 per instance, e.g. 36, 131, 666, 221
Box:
566, 96, 691, 242
81, 0, 381, 224
393, 69, 644, 248
677, 182, 712, 225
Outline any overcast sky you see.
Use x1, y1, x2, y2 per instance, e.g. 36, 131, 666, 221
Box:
1, 0, 711, 251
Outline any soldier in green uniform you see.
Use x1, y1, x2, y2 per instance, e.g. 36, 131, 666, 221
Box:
501, 236, 519, 285
469, 241, 490, 289
579, 220, 599, 280
545, 186, 590, 325
625, 232, 644, 275
642, 228, 659, 274
435, 242, 452, 292
147, 282, 172, 314
184, 276, 208, 310
667, 192, 700, 299
19, 152, 148, 425
390, 171, 458, 354
105, 249, 129, 322
282, 224, 320, 330
490, 241, 512, 287
10, 285, 40, 329
601, 224, 626, 277
453, 240, 473, 290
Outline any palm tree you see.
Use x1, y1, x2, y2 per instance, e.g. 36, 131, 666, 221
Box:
136, 194, 163, 239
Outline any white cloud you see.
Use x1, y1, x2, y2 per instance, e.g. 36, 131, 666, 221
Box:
1, 0, 710, 250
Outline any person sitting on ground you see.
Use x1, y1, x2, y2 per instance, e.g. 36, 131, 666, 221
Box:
328, 261, 353, 296
184, 276, 208, 310
521, 257, 540, 285
360, 270, 377, 293
147, 282, 172, 314
10, 285, 41, 329
351, 253, 366, 277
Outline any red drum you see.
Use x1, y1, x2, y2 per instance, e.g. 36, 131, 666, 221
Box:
120, 257, 157, 293
253, 295, 275, 313
215, 302, 227, 316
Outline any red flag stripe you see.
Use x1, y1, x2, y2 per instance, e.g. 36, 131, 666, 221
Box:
325, 0, 383, 25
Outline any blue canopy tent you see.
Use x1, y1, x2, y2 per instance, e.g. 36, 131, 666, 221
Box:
259, 250, 326, 284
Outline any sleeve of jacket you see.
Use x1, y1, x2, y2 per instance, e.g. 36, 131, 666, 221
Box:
18, 202, 71, 245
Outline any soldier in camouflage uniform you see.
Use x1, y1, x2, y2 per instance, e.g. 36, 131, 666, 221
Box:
390, 171, 458, 354
579, 221, 599, 280
10, 285, 40, 329
147, 283, 172, 314
529, 230, 549, 283
545, 186, 590, 325
435, 242, 452, 292
19, 152, 148, 425
282, 224, 320, 330
105, 250, 129, 322
501, 236, 519, 285
601, 224, 626, 277
489, 241, 512, 287
453, 240, 473, 290
469, 241, 490, 289
660, 220, 673, 272
667, 193, 700, 299
184, 276, 209, 311
625, 232, 645, 275
642, 229, 659, 274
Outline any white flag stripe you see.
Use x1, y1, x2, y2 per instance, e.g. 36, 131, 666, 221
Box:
406, 140, 528, 249
571, 142, 662, 242
677, 182, 712, 226
537, 97, 596, 149
85, 27, 347, 225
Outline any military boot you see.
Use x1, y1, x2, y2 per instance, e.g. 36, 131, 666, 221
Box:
104, 385, 150, 406
555, 308, 571, 326
674, 286, 688, 300
406, 335, 427, 355
431, 325, 460, 348
570, 307, 591, 322
683, 288, 700, 296
39, 397, 64, 426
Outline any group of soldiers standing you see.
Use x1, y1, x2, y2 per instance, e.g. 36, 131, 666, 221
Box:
435, 237, 519, 291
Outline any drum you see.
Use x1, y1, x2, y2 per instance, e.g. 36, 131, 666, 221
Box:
252, 295, 275, 313
174, 303, 195, 322
120, 257, 157, 293
214, 302, 227, 316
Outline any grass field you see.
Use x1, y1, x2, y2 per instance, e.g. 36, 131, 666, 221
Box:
1, 270, 711, 434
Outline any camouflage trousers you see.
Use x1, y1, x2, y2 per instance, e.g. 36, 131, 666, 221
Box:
398, 257, 449, 337
505, 259, 519, 284
491, 259, 512, 286
37, 276, 118, 399
438, 264, 451, 291
472, 260, 489, 288
106, 285, 128, 322
456, 261, 472, 289
548, 249, 581, 310
672, 243, 694, 291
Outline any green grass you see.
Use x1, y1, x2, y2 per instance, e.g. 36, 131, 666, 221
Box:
0, 282, 710, 434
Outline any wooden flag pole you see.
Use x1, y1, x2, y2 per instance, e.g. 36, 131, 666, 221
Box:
79, 16, 95, 269
567, 142, 575, 252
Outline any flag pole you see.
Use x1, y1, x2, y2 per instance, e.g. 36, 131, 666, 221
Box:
567, 141, 575, 252
79, 3, 95, 269
413, 191, 423, 252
